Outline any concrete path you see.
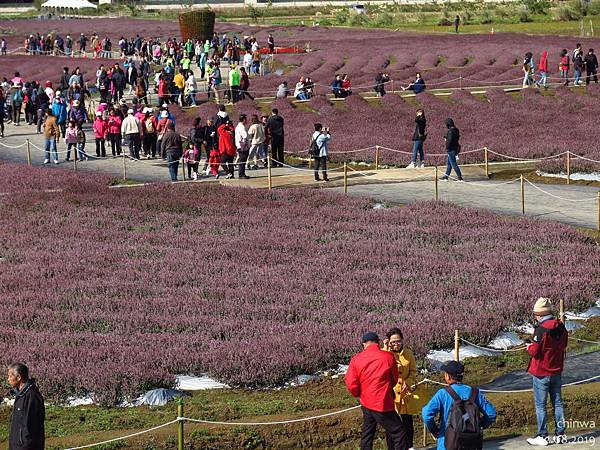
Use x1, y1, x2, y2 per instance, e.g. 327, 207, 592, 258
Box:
480, 431, 600, 449
1, 121, 599, 230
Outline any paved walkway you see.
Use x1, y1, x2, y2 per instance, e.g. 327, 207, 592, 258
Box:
478, 431, 600, 449
1, 121, 599, 230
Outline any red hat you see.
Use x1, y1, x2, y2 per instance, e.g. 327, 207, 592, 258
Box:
45, 81, 52, 88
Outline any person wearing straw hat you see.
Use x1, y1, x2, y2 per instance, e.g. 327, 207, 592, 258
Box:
526, 297, 568, 446
345, 332, 409, 450
121, 109, 142, 161
422, 360, 496, 450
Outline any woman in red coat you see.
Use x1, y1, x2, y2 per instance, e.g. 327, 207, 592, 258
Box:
218, 120, 236, 179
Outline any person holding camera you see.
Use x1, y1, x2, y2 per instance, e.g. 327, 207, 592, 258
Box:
375, 72, 390, 97
310, 123, 331, 182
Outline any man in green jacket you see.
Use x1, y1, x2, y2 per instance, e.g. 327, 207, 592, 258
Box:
228, 64, 241, 104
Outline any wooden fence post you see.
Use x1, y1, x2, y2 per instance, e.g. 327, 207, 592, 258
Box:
454, 329, 460, 361
597, 192, 600, 232
26, 139, 32, 166
520, 174, 525, 215
566, 151, 571, 185
484, 147, 489, 178
343, 162, 348, 194
375, 145, 380, 171
122, 152, 127, 181
559, 299, 565, 323
434, 166, 439, 201
267, 155, 272, 190
177, 398, 184, 450
422, 390, 428, 447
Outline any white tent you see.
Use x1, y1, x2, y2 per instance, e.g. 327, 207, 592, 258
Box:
41, 0, 98, 9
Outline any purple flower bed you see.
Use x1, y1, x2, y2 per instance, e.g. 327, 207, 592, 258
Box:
1, 162, 599, 403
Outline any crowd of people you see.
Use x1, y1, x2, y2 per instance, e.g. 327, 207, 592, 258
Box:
9, 30, 272, 107
4, 297, 569, 449
524, 43, 599, 87
345, 297, 569, 450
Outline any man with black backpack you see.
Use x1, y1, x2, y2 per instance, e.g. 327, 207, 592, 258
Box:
422, 361, 497, 450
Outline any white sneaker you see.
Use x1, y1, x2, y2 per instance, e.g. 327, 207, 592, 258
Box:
419, 162, 425, 168
43, 159, 50, 164
527, 436, 549, 446
53, 160, 59, 164
192, 173, 197, 180
553, 435, 567, 444
407, 162, 416, 169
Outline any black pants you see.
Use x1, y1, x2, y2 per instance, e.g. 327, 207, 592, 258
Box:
586, 69, 598, 84
271, 135, 284, 166
127, 133, 141, 159
187, 162, 199, 178
95, 138, 106, 157
238, 150, 249, 177
143, 133, 157, 157
25, 105, 36, 124
0, 115, 4, 136
12, 102, 21, 124
239, 90, 254, 101
221, 153, 234, 176
36, 108, 45, 133
386, 415, 413, 450
360, 407, 408, 450
108, 133, 122, 156
313, 156, 328, 180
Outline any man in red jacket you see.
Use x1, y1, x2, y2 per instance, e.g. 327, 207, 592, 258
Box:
345, 332, 408, 450
526, 297, 568, 447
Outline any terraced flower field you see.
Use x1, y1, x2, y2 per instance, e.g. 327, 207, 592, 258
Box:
1, 161, 599, 404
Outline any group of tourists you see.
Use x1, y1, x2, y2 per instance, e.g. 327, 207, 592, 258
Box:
19, 31, 274, 61
345, 297, 569, 450
0, 70, 89, 146
4, 297, 569, 449
523, 43, 599, 88
174, 105, 285, 182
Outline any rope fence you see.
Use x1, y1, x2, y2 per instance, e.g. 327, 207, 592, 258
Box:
2, 136, 600, 229
63, 318, 600, 450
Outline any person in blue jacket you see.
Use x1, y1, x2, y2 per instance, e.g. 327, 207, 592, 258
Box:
422, 361, 497, 449
403, 72, 426, 94
51, 91, 68, 137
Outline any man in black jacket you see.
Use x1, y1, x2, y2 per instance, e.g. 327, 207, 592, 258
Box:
59, 67, 70, 92
7, 363, 45, 450
162, 122, 182, 181
267, 108, 285, 167
440, 118, 463, 182
585, 48, 598, 85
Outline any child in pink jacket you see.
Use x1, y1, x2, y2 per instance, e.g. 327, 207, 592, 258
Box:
93, 111, 108, 157
183, 143, 200, 180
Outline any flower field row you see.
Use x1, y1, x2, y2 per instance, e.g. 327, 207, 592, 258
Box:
1, 162, 599, 403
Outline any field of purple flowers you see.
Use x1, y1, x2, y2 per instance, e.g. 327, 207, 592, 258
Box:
1, 162, 599, 403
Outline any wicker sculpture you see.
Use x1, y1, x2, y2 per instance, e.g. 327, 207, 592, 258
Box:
178, 9, 216, 43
